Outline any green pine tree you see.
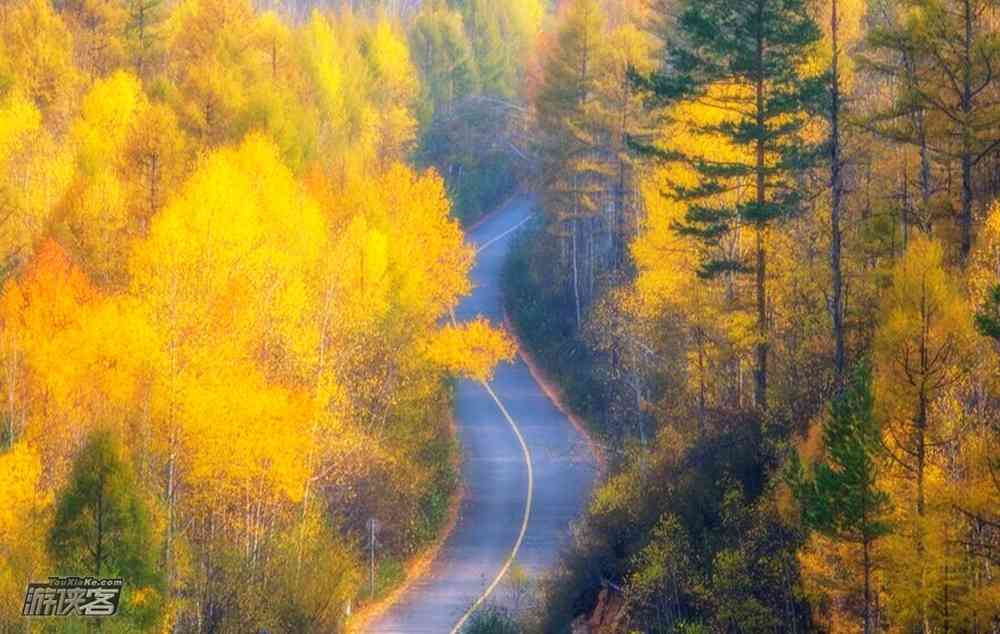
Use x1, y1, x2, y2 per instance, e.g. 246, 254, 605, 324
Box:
49, 429, 165, 629
787, 363, 891, 634
633, 0, 824, 411
125, 0, 165, 78
975, 284, 1000, 343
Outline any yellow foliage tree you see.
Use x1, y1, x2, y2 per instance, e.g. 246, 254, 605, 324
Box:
116, 134, 329, 594
874, 235, 980, 631
0, 240, 101, 462
62, 71, 145, 284
631, 90, 759, 418
0, 0, 80, 124
0, 90, 73, 274
0, 441, 51, 626
59, 0, 129, 78
165, 0, 258, 145
363, 18, 419, 167
423, 317, 515, 383
0, 1, 516, 629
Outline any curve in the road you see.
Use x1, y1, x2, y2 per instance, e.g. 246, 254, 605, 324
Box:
366, 194, 596, 633
448, 380, 532, 634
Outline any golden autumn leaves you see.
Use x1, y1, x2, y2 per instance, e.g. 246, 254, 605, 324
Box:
1, 129, 514, 499
0, 40, 513, 634
0, 0, 526, 627
0, 134, 515, 628
558, 0, 1000, 625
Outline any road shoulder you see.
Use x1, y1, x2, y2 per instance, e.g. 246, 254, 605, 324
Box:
345, 409, 464, 634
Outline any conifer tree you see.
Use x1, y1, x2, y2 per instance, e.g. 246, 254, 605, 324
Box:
460, 0, 508, 98
874, 235, 979, 631
49, 429, 164, 628
975, 285, 1000, 342
788, 363, 890, 634
865, 0, 1000, 263
829, 0, 848, 385
409, 3, 479, 122
634, 0, 824, 411
125, 0, 164, 78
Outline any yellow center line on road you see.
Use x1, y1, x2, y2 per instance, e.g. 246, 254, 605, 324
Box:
448, 380, 533, 634
473, 214, 533, 254
447, 211, 534, 634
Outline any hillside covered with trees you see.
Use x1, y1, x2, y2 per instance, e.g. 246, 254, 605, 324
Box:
0, 0, 537, 631
505, 0, 1000, 631
2, 0, 999, 631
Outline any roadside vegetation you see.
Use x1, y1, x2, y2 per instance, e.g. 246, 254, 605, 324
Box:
0, 0, 530, 631
2, 0, 998, 631
508, 0, 1000, 631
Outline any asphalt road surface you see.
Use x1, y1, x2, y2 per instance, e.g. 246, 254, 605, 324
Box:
366, 194, 597, 633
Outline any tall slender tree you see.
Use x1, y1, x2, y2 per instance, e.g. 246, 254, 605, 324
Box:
874, 235, 979, 632
460, 0, 508, 97
829, 0, 848, 386
409, 4, 479, 122
49, 429, 165, 628
634, 0, 824, 411
535, 0, 608, 329
125, 0, 164, 78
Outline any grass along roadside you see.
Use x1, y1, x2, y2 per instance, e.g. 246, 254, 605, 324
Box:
345, 404, 464, 633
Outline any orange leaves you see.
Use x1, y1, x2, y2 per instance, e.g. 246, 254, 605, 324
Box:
107, 134, 495, 529
1, 241, 157, 416
1, 240, 96, 329
0, 242, 100, 432
0, 241, 134, 471
0, 0, 507, 626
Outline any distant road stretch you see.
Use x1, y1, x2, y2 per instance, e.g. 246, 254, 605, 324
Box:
366, 194, 597, 633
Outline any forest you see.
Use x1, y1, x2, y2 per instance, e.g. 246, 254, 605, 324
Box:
0, 0, 529, 631
502, 0, 1000, 632
0, 0, 998, 632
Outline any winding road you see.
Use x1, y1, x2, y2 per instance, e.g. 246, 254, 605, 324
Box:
367, 194, 597, 632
